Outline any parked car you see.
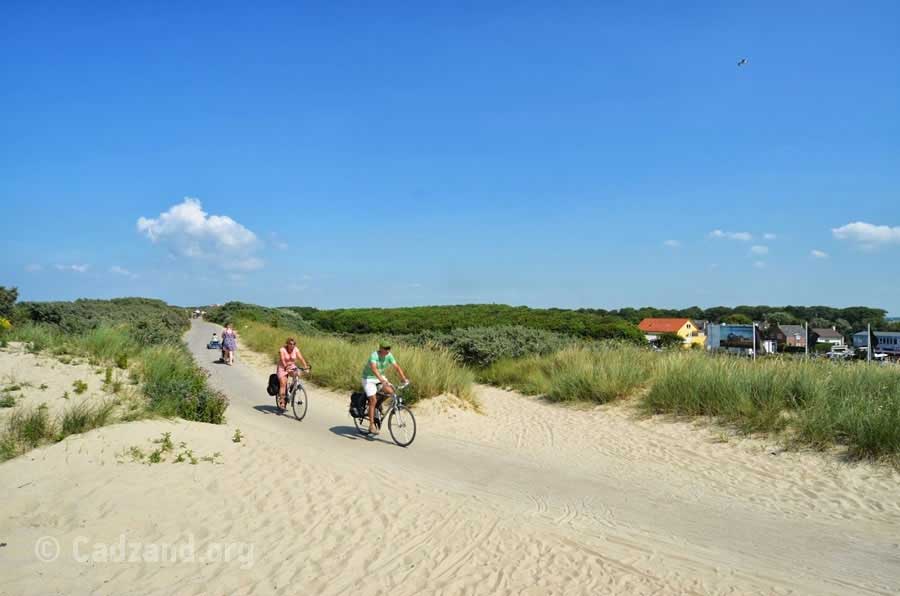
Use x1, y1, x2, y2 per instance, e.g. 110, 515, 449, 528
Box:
827, 346, 853, 360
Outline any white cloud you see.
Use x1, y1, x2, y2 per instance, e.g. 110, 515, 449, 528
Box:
24, 264, 42, 272
709, 229, 753, 241
753, 261, 766, 269
832, 221, 900, 248
811, 249, 829, 259
763, 233, 777, 240
750, 245, 769, 256
663, 239, 681, 248
137, 197, 263, 270
109, 265, 138, 279
55, 264, 89, 273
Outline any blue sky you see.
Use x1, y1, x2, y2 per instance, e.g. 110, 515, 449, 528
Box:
2, 1, 899, 312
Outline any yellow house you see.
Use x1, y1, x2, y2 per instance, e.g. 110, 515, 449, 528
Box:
638, 318, 706, 348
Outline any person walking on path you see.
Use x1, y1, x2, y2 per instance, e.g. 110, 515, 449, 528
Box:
222, 323, 238, 365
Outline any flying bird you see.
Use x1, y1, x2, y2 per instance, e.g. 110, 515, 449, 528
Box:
737, 58, 748, 66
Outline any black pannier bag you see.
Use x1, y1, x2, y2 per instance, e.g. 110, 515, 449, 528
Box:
349, 391, 368, 417
266, 373, 280, 396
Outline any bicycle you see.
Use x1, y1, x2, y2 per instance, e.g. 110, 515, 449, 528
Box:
275, 367, 310, 421
350, 381, 417, 447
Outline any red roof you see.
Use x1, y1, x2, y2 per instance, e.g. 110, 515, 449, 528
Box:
638, 318, 691, 334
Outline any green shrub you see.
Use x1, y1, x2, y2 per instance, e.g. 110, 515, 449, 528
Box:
286, 303, 644, 341
139, 346, 228, 423
405, 326, 574, 367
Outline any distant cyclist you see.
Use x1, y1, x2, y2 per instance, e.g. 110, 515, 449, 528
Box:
277, 338, 309, 410
361, 341, 409, 435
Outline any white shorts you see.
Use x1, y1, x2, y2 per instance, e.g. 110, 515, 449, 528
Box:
362, 378, 381, 397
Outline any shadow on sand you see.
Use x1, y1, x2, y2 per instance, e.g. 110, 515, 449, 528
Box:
253, 404, 285, 416
329, 425, 376, 442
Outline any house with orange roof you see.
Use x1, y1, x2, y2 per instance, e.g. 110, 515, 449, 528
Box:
638, 318, 706, 348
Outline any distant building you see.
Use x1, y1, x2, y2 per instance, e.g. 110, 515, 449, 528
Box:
852, 331, 900, 356
812, 327, 845, 347
768, 324, 816, 350
638, 318, 705, 348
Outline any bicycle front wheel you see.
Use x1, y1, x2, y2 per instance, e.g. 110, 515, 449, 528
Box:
291, 384, 308, 421
387, 405, 416, 447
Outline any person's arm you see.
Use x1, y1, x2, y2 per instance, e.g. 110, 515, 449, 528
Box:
297, 350, 309, 369
392, 363, 408, 383
279, 348, 290, 368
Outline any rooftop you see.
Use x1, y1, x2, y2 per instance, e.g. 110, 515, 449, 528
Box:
638, 318, 692, 334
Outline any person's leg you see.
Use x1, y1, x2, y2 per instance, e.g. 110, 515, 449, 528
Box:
364, 380, 378, 434
278, 373, 287, 408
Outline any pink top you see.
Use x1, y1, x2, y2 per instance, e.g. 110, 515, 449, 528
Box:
279, 346, 300, 370
222, 329, 236, 339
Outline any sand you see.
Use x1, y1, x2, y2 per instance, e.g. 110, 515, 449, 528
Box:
1, 321, 899, 595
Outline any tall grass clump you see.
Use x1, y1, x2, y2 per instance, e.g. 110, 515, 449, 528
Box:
139, 346, 228, 424
0, 405, 56, 460
795, 364, 900, 460
237, 321, 475, 405
75, 325, 138, 363
642, 353, 825, 433
480, 343, 656, 404
58, 401, 116, 440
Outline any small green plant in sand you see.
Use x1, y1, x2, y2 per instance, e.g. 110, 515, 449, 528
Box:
232, 428, 243, 443
0, 394, 16, 408
39, 383, 48, 391
72, 379, 88, 395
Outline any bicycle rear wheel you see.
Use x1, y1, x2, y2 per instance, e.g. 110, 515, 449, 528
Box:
387, 405, 416, 447
291, 384, 308, 421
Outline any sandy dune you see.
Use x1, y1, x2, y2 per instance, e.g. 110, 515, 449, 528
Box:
1, 320, 899, 595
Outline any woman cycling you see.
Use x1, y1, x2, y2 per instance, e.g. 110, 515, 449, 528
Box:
277, 338, 309, 409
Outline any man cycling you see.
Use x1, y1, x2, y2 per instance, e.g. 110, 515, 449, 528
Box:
362, 341, 409, 435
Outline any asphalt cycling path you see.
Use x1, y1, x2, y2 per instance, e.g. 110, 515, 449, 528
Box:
187, 320, 900, 596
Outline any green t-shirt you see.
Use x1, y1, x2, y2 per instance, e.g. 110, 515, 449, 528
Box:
362, 351, 396, 379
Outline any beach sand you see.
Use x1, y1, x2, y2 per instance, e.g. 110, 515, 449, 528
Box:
1, 321, 899, 595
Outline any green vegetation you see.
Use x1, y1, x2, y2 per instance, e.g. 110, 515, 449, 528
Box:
403, 325, 574, 367
287, 303, 644, 341
58, 401, 116, 440
0, 295, 227, 462
119, 433, 219, 465
480, 344, 656, 404
642, 353, 900, 461
232, 428, 243, 443
237, 320, 475, 405
140, 346, 228, 424
206, 302, 317, 334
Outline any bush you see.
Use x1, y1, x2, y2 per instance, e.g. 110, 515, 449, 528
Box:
207, 302, 318, 334
404, 326, 574, 367
139, 346, 228, 424
287, 304, 644, 341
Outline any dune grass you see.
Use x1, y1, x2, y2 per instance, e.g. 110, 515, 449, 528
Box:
642, 352, 900, 460
479, 343, 656, 404
0, 400, 123, 461
236, 320, 475, 405
0, 321, 228, 463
